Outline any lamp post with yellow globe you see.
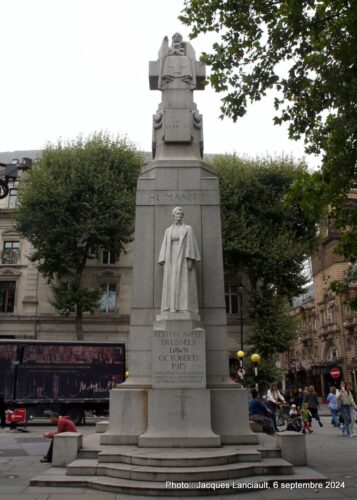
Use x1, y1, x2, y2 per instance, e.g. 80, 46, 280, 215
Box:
250, 353, 261, 390
236, 350, 245, 383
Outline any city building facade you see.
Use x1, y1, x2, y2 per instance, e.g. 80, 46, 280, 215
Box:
283, 199, 357, 396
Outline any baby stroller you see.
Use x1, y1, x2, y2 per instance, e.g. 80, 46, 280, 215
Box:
287, 414, 303, 432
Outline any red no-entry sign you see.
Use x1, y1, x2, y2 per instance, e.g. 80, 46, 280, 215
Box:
330, 367, 340, 379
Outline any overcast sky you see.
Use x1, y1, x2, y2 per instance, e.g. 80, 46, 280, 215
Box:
0, 0, 319, 167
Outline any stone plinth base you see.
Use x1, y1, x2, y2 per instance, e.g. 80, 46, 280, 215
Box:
100, 389, 147, 445
138, 389, 221, 447
276, 431, 307, 465
100, 387, 256, 447
156, 311, 200, 321
211, 388, 258, 444
52, 432, 82, 466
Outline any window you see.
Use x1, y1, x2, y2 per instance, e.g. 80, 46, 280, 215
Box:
2, 241, 20, 265
99, 283, 117, 313
102, 250, 116, 265
0, 281, 16, 312
8, 189, 18, 209
326, 344, 338, 361
225, 285, 240, 314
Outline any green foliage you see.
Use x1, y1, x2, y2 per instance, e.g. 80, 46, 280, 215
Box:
181, 0, 357, 300
243, 358, 283, 395
212, 154, 317, 298
51, 282, 101, 317
212, 154, 317, 358
16, 133, 142, 337
249, 290, 298, 357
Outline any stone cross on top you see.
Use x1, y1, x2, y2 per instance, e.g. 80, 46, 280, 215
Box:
149, 33, 206, 159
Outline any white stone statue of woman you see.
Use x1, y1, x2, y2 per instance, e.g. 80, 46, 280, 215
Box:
158, 207, 200, 314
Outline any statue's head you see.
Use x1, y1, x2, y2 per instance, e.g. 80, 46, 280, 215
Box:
172, 32, 183, 44
172, 206, 184, 222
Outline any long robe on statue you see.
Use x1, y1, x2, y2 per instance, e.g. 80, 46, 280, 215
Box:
158, 223, 200, 313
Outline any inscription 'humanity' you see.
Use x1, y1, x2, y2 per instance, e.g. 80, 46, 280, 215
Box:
152, 329, 206, 388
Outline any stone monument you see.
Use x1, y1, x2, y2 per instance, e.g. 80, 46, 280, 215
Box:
101, 33, 255, 447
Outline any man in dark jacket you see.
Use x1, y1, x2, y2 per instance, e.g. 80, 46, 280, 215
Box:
249, 388, 275, 435
41, 412, 77, 463
303, 385, 323, 427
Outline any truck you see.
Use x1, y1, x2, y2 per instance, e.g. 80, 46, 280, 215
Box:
0, 340, 125, 425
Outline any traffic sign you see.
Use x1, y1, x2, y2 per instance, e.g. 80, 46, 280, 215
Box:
330, 367, 340, 379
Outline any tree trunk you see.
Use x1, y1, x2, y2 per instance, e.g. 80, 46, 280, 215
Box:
75, 309, 83, 341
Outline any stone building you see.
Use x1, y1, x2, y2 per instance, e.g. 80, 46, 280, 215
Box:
283, 194, 357, 396
0, 150, 245, 366
0, 150, 130, 344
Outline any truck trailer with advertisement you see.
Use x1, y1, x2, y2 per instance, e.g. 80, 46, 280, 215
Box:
0, 340, 125, 425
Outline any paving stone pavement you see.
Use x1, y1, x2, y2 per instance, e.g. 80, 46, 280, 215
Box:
0, 411, 357, 499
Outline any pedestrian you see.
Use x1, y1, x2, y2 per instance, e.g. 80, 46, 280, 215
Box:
345, 382, 357, 436
291, 387, 303, 409
249, 388, 275, 436
303, 385, 323, 427
337, 382, 357, 437
326, 386, 340, 428
266, 382, 285, 430
0, 394, 6, 429
300, 402, 313, 433
41, 412, 77, 463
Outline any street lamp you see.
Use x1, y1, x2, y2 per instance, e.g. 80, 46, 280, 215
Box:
236, 350, 245, 383
238, 284, 244, 351
251, 353, 261, 390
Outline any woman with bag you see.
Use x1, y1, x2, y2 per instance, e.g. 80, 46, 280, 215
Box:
337, 382, 357, 437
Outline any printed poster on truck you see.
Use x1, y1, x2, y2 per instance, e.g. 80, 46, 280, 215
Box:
0, 342, 125, 400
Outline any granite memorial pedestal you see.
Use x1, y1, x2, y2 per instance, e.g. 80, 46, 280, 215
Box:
101, 32, 256, 448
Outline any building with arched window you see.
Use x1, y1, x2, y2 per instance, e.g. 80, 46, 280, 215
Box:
283, 198, 357, 396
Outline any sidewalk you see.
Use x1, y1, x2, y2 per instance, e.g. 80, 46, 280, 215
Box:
0, 413, 356, 499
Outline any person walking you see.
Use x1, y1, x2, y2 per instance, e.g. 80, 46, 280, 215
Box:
345, 382, 357, 436
337, 382, 357, 437
291, 387, 303, 409
266, 382, 285, 430
303, 385, 323, 427
41, 412, 77, 463
327, 386, 340, 428
300, 402, 313, 433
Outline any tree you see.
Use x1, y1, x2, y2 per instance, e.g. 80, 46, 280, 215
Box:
212, 154, 318, 381
181, 1, 357, 296
16, 133, 142, 340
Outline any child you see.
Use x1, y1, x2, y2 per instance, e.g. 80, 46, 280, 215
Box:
289, 404, 299, 418
300, 402, 313, 433
287, 404, 302, 432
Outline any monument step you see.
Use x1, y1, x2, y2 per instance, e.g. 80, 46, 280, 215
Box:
30, 466, 328, 496
66, 457, 293, 482
78, 449, 98, 459
97, 447, 262, 466
257, 447, 281, 459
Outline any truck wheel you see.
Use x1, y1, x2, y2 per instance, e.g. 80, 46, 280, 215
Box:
64, 406, 84, 426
